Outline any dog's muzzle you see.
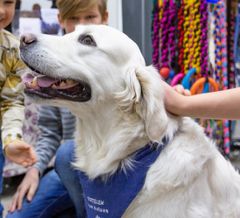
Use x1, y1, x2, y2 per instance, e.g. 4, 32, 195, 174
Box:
20, 33, 92, 102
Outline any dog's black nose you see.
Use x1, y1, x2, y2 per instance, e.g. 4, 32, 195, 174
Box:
20, 33, 37, 48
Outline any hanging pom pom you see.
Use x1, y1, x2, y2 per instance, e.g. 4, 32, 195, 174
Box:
160, 67, 170, 79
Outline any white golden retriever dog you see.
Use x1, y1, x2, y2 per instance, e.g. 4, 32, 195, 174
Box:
20, 25, 240, 218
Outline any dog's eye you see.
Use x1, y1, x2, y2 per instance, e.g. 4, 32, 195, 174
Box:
78, 35, 96, 47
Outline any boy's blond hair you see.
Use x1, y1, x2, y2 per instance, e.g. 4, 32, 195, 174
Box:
56, 0, 107, 20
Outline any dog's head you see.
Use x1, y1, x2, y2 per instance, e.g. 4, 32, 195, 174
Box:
21, 25, 170, 141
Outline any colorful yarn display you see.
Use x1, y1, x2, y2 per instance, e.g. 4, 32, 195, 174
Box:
159, 0, 177, 79
177, 0, 185, 75
227, 0, 237, 89
152, 0, 160, 70
234, 3, 240, 87
213, 1, 230, 155
151, 0, 238, 156
159, 1, 170, 68
183, 0, 201, 73
200, 0, 209, 75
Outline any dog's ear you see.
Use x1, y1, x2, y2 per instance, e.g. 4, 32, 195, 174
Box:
115, 65, 168, 141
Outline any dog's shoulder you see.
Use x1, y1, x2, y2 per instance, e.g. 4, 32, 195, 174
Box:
143, 117, 216, 192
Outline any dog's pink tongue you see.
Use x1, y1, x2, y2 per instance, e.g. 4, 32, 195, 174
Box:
37, 76, 57, 87
23, 73, 57, 88
22, 73, 34, 83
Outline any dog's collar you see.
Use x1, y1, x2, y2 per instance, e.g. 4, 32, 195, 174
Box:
77, 136, 170, 218
128, 136, 169, 163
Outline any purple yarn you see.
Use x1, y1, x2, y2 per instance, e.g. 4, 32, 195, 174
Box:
213, 3, 223, 84
160, 0, 177, 69
200, 0, 208, 75
152, 3, 160, 69
160, 0, 169, 68
168, 0, 177, 66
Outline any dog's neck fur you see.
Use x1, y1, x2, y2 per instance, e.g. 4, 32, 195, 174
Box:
72, 103, 148, 179
71, 101, 178, 180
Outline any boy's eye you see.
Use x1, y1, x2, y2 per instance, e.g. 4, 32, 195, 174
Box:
86, 15, 97, 20
78, 34, 96, 47
69, 17, 79, 21
4, 0, 15, 4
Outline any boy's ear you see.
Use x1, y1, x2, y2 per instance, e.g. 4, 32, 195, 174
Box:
57, 13, 65, 29
102, 11, 109, 24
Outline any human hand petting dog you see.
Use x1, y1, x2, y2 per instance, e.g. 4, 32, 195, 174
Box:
164, 82, 191, 116
8, 167, 39, 212
165, 81, 240, 120
4, 139, 37, 167
172, 84, 191, 96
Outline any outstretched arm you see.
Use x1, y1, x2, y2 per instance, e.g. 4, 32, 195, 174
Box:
164, 82, 240, 120
1, 50, 37, 166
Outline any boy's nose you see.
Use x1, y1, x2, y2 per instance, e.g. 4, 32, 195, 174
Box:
20, 33, 37, 48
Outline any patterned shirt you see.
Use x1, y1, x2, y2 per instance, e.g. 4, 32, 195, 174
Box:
33, 106, 76, 175
0, 29, 27, 148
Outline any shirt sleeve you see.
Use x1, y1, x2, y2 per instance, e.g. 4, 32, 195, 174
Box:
33, 105, 63, 176
1, 49, 27, 149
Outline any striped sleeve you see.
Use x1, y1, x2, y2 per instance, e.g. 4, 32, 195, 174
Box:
33, 106, 63, 175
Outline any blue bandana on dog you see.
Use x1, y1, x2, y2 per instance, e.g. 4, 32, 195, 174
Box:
78, 140, 167, 218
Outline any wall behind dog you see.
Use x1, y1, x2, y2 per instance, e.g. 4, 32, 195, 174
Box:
108, 0, 123, 31
122, 0, 152, 65
20, 0, 123, 31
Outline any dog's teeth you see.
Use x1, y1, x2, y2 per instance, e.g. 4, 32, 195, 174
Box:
66, 79, 74, 85
66, 79, 78, 87
50, 79, 78, 90
60, 81, 66, 87
31, 77, 38, 88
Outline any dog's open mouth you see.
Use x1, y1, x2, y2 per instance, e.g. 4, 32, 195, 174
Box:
23, 70, 91, 102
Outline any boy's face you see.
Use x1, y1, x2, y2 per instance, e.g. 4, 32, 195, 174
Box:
0, 0, 16, 30
58, 4, 108, 34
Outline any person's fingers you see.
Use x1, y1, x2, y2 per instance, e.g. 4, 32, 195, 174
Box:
8, 193, 18, 212
184, 89, 191, 96
20, 147, 37, 163
17, 153, 36, 167
18, 144, 31, 150
17, 185, 29, 210
173, 84, 191, 96
7, 141, 37, 166
27, 182, 38, 201
177, 85, 185, 94
24, 155, 37, 166
29, 149, 37, 162
173, 85, 183, 94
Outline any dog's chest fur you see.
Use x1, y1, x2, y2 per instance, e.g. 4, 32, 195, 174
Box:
73, 116, 240, 218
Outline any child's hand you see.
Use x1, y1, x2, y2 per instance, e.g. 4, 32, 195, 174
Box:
4, 139, 37, 167
173, 84, 191, 96
163, 82, 191, 116
8, 167, 40, 212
